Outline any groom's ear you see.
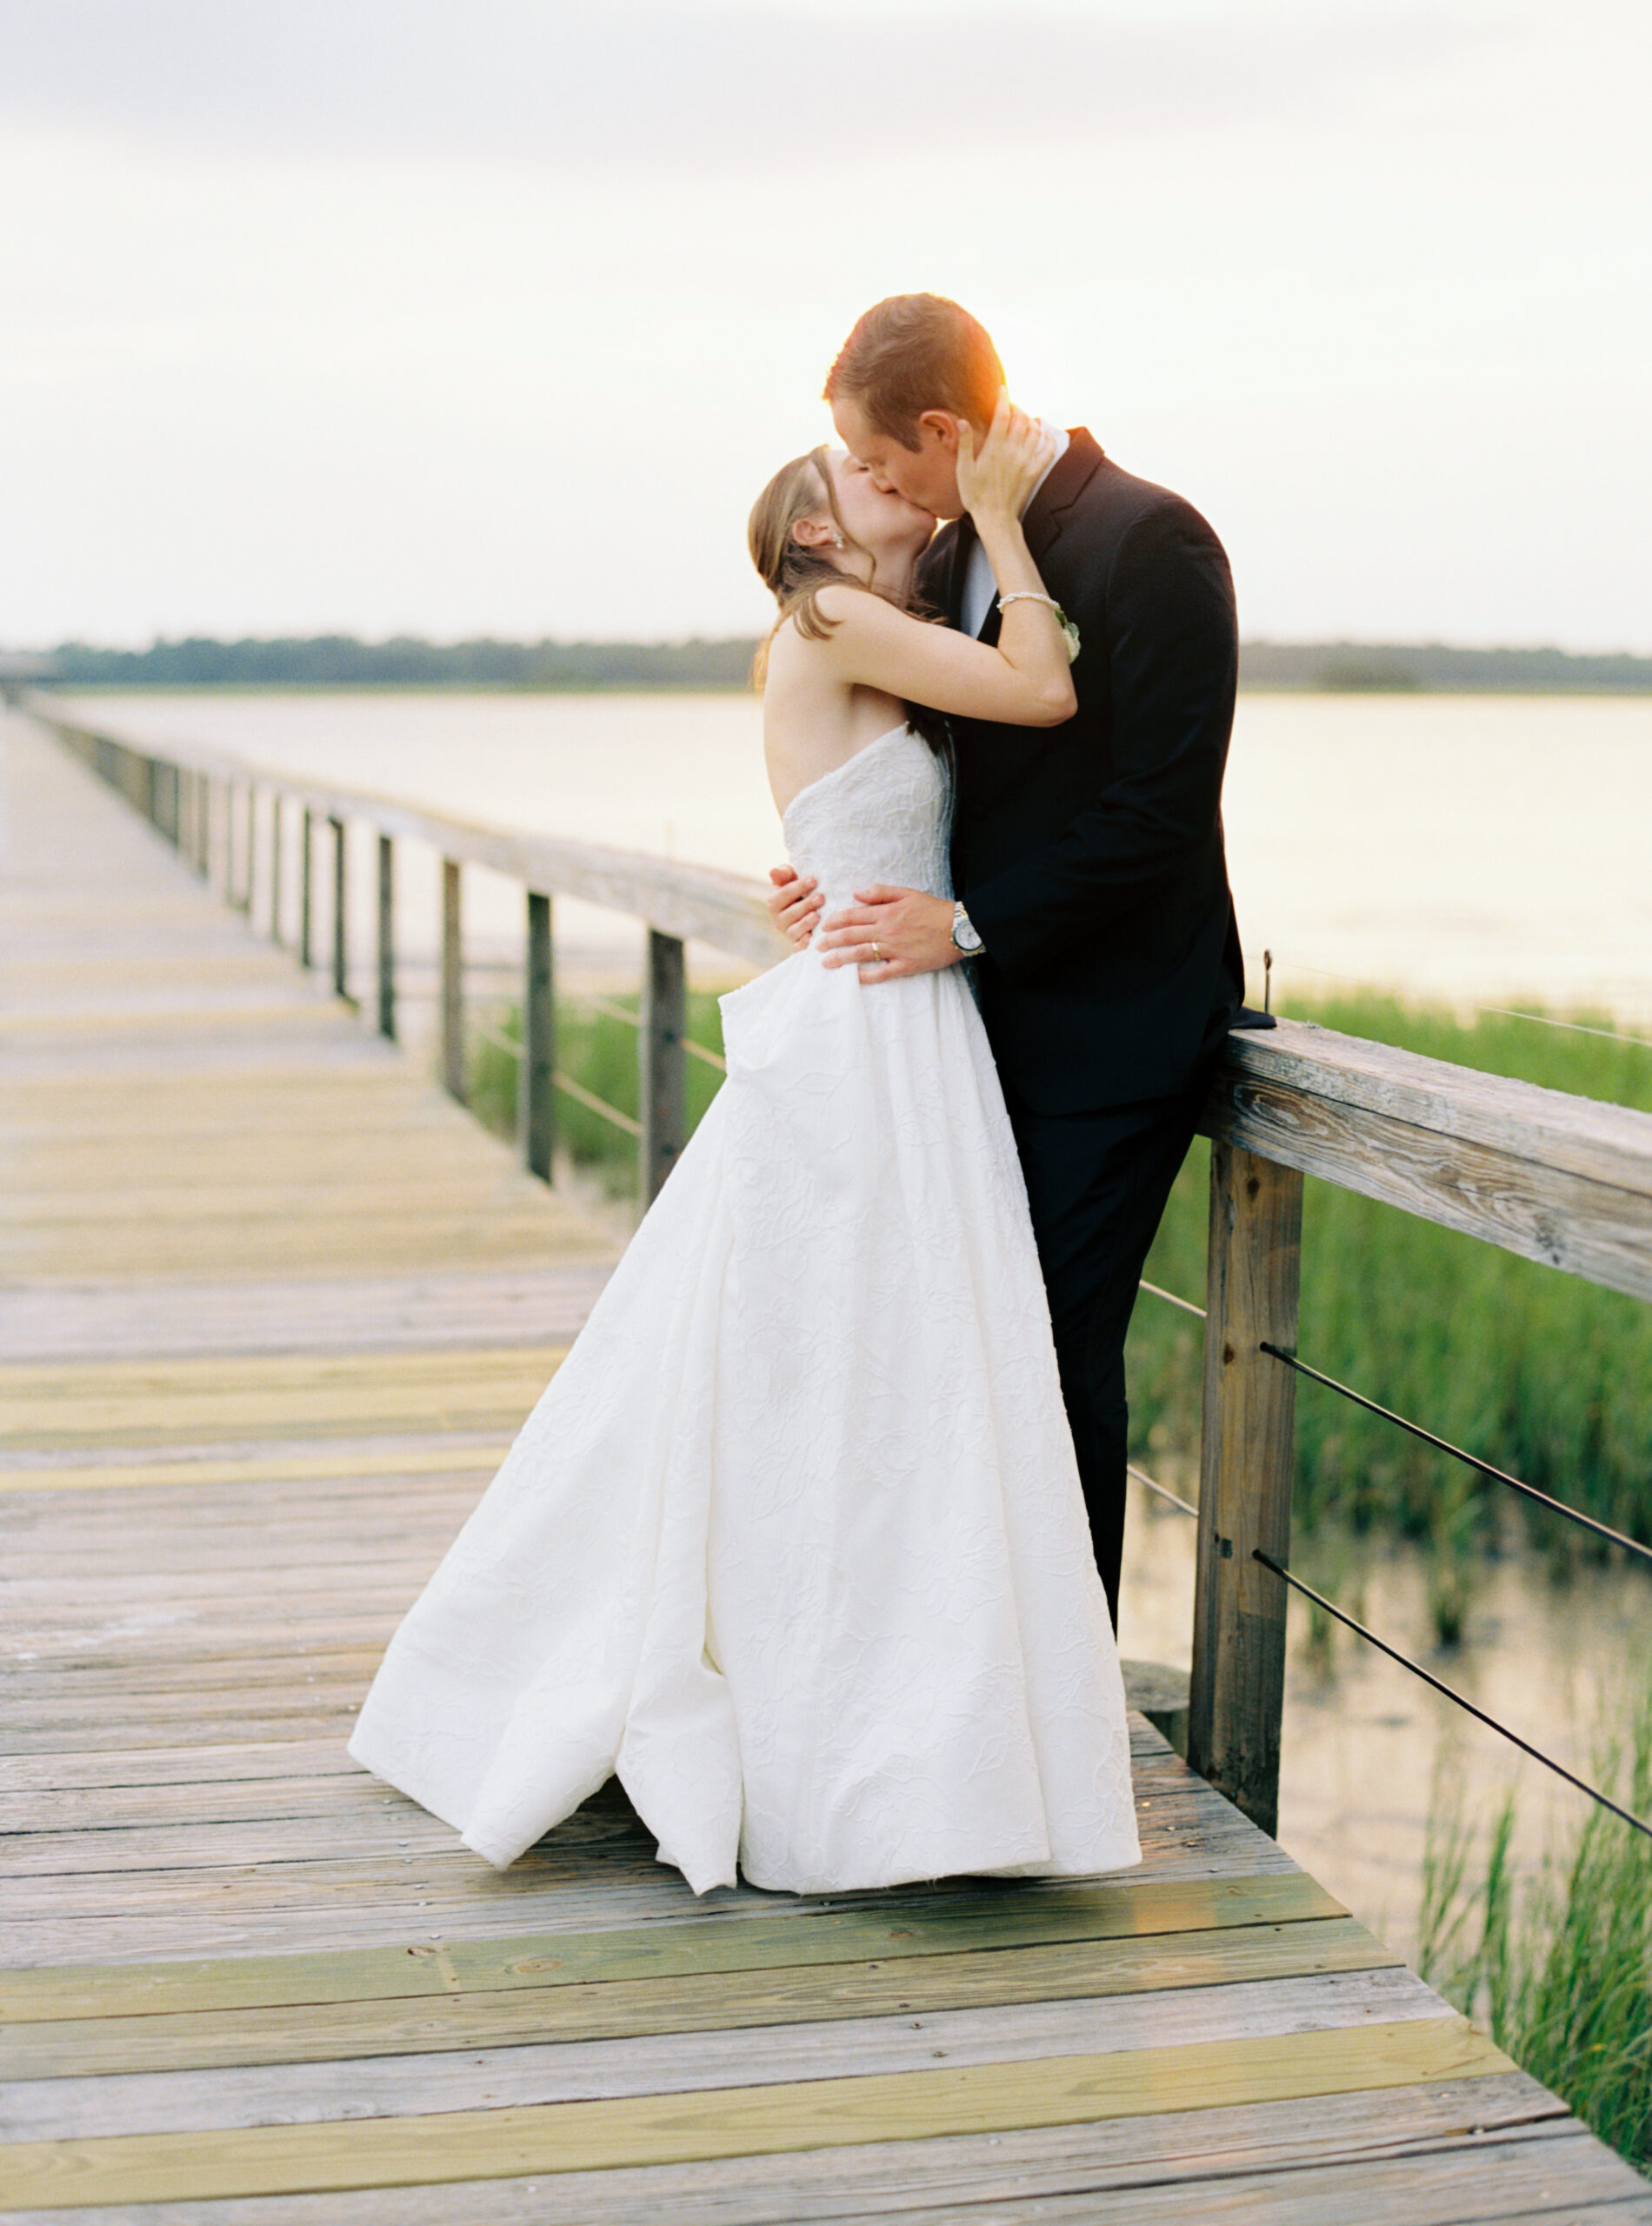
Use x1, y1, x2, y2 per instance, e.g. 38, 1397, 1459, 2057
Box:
916, 410, 962, 453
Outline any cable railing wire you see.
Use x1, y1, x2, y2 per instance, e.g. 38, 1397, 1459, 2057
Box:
1128, 1463, 1197, 1518
570, 992, 729, 1074
1251, 951, 1652, 1056
552, 1072, 642, 1137
1252, 1546, 1652, 1843
1138, 1279, 1207, 1321
1260, 1342, 1652, 1570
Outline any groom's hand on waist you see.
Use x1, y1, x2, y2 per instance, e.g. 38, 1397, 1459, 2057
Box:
817, 887, 963, 982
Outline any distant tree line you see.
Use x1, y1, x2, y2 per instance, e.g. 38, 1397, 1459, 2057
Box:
16, 634, 1652, 693
1238, 640, 1652, 693
33, 636, 760, 690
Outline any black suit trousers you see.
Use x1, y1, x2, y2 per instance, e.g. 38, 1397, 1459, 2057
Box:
1003, 1081, 1207, 1628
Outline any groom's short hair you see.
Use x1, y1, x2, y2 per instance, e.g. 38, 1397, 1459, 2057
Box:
826, 295, 1003, 452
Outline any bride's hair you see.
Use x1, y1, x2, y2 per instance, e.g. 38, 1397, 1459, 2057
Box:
746, 447, 947, 751
747, 446, 876, 677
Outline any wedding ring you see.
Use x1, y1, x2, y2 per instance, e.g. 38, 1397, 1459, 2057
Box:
871, 942, 882, 963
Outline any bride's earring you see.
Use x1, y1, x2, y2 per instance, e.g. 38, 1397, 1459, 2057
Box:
832, 533, 845, 549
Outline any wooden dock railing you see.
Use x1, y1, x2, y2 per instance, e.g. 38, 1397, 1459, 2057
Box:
32, 696, 1652, 1849
38, 703, 777, 1202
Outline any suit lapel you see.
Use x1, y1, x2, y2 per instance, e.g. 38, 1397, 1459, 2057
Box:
1023, 428, 1103, 567
939, 430, 1103, 648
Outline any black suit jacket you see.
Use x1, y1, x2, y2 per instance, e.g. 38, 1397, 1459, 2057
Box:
924, 429, 1245, 1113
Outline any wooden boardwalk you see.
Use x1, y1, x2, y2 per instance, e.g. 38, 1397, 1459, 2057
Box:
3, 708, 1649, 2223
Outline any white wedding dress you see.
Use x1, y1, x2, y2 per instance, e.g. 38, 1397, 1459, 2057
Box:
350, 726, 1140, 1896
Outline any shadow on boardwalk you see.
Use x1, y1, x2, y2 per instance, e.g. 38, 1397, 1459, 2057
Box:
3, 710, 1647, 2222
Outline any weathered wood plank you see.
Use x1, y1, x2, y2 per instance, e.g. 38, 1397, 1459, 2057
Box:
0, 1446, 508, 1492
1207, 1023, 1652, 1303
0, 1716, 1183, 1801
1217, 1017, 1652, 1199
3, 1928, 1396, 2087
0, 2018, 1513, 2206
0, 2070, 1576, 2225
2, 1966, 1442, 2132
5, 1743, 1195, 1835
0, 1742, 363, 1796
2, 1864, 1324, 1978
0, 1355, 563, 1447
0, 1790, 1271, 1909
0, 1343, 563, 1400
1189, 1142, 1302, 1836
820, 2135, 1652, 2223
0, 1265, 611, 1365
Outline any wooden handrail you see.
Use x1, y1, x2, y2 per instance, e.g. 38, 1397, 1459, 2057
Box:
32, 692, 1652, 1849
1204, 1021, 1652, 1303
29, 699, 780, 968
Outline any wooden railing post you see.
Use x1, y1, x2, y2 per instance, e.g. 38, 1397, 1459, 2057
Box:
1188, 1139, 1303, 1838
193, 773, 210, 878
237, 784, 256, 915
299, 810, 315, 966
640, 930, 687, 1203
521, 891, 555, 1181
330, 815, 348, 1001
440, 858, 464, 1102
218, 780, 235, 903
375, 835, 396, 1042
269, 797, 283, 944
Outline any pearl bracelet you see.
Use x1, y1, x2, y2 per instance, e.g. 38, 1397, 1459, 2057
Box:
996, 592, 1081, 664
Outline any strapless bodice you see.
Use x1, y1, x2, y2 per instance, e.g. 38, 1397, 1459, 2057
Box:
780, 726, 951, 905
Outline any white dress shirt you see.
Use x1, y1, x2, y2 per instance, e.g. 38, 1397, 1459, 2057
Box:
958, 422, 1070, 638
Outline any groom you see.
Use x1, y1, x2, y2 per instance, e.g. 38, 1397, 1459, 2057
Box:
769, 292, 1259, 1626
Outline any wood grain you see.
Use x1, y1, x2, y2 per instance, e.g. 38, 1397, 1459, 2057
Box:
0, 2073, 1573, 2224
0, 2018, 1514, 2204
3, 1967, 1442, 2133
1189, 1143, 1302, 1836
1205, 1023, 1652, 1303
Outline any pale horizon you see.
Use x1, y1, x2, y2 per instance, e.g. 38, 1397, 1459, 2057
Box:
2, 0, 1648, 654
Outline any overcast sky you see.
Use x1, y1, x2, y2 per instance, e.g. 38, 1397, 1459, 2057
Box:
2, 0, 1648, 649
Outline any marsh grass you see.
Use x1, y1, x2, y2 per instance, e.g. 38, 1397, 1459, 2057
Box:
1418, 1695, 1652, 2172
1126, 992, 1652, 1630
467, 988, 729, 1196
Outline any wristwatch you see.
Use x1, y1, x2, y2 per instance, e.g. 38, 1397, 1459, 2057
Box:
950, 901, 984, 956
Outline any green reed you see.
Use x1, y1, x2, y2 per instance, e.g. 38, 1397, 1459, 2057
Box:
1417, 1693, 1652, 2173
1126, 992, 1652, 1633
467, 988, 729, 1196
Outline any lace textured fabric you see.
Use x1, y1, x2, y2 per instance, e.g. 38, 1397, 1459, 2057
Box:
350, 727, 1141, 1895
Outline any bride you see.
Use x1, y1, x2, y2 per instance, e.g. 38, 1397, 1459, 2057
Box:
349, 401, 1142, 1897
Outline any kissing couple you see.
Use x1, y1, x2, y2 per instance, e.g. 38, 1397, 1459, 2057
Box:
351, 292, 1258, 1897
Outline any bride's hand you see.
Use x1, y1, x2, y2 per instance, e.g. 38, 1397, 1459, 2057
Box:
956, 391, 1056, 522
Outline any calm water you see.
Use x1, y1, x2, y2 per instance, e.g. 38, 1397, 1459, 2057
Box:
57, 688, 1652, 1024
1118, 1482, 1647, 1963
57, 687, 1652, 1955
